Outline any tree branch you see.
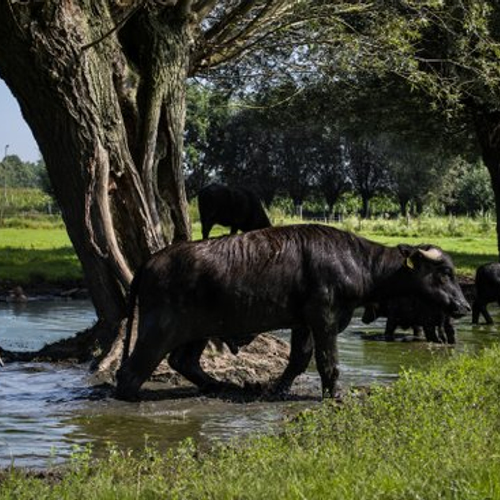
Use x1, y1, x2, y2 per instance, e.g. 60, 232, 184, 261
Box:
193, 0, 219, 21
203, 0, 258, 43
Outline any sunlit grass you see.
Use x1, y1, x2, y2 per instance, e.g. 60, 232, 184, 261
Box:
2, 346, 500, 499
0, 227, 81, 284
0, 216, 496, 285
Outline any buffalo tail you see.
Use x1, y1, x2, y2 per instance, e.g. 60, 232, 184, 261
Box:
121, 265, 143, 367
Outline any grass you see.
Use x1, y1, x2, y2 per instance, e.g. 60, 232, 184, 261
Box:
0, 227, 82, 285
0, 216, 497, 285
2, 345, 500, 498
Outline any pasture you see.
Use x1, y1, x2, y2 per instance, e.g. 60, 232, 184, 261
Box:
0, 215, 496, 285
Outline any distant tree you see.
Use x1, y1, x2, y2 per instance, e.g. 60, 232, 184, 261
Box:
313, 135, 348, 216
217, 107, 281, 207
345, 137, 390, 218
184, 84, 232, 199
384, 141, 444, 216
439, 158, 494, 216
0, 155, 47, 189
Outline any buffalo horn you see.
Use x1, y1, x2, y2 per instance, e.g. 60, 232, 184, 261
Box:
418, 248, 443, 261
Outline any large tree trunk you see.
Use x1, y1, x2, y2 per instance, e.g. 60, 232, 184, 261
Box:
0, 1, 191, 362
474, 110, 500, 261
0, 0, 299, 379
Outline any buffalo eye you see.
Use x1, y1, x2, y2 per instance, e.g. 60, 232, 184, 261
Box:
436, 267, 453, 284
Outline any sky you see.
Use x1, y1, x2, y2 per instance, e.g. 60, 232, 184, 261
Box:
0, 79, 40, 162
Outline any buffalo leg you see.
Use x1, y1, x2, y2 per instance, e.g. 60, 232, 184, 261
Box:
201, 220, 214, 239
436, 326, 447, 343
311, 327, 339, 398
482, 305, 494, 324
384, 318, 397, 341
116, 332, 174, 400
473, 296, 493, 324
423, 325, 440, 343
444, 319, 456, 344
273, 327, 313, 395
116, 313, 196, 400
474, 299, 493, 325
168, 340, 233, 393
472, 300, 480, 324
412, 326, 424, 339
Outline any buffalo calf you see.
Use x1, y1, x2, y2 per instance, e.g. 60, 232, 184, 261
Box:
362, 297, 456, 344
116, 224, 470, 401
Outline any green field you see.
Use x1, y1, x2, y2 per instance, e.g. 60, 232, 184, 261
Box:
2, 346, 500, 498
0, 217, 497, 285
0, 227, 80, 284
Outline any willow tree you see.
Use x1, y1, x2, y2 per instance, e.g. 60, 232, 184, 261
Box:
0, 0, 303, 363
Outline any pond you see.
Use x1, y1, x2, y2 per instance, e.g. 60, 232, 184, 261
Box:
0, 299, 499, 469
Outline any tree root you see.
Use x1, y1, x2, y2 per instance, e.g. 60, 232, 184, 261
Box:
0, 320, 115, 366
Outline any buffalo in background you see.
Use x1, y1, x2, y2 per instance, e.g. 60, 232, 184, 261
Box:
472, 262, 500, 324
198, 183, 271, 239
362, 297, 456, 344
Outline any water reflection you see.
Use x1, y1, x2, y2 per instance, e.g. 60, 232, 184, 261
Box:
0, 300, 96, 351
0, 300, 499, 468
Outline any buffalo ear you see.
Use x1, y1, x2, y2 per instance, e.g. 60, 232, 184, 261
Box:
397, 244, 419, 270
397, 244, 415, 258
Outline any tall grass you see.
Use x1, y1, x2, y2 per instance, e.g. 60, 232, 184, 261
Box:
309, 214, 496, 239
2, 346, 500, 499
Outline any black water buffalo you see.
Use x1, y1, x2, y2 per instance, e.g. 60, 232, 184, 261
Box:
198, 183, 271, 239
472, 262, 500, 324
116, 224, 470, 401
362, 297, 456, 344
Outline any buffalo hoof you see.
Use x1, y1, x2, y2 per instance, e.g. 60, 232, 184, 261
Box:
269, 381, 292, 399
242, 381, 265, 397
115, 386, 140, 402
115, 367, 142, 401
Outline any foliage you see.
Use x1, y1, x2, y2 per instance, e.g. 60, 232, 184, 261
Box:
3, 346, 500, 498
0, 155, 45, 189
184, 84, 233, 199
183, 77, 482, 218
0, 188, 55, 222
438, 157, 495, 215
367, 1, 500, 113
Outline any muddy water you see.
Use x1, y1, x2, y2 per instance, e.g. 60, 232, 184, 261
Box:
1, 300, 499, 468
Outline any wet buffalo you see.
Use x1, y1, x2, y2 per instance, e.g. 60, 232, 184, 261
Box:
198, 183, 271, 239
472, 262, 500, 324
116, 224, 470, 401
362, 297, 456, 344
